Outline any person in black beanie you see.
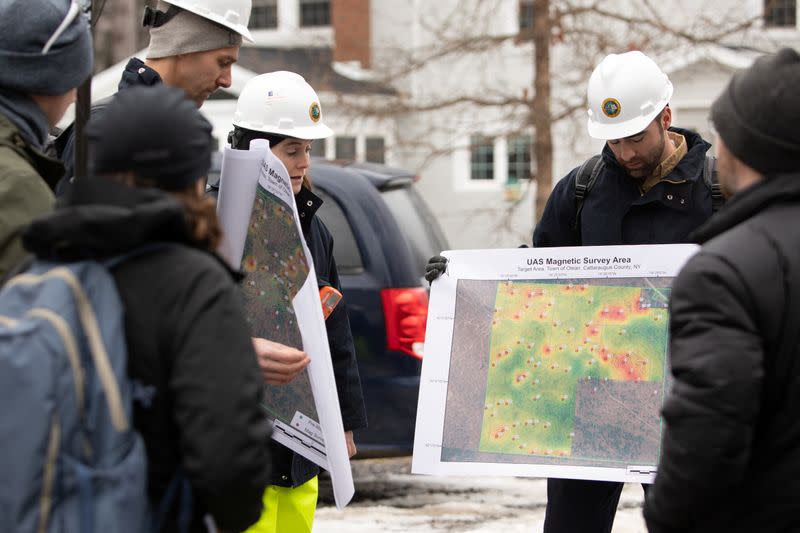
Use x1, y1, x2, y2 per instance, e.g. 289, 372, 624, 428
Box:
644, 47, 800, 532
709, 47, 800, 188
0, 0, 93, 281
24, 85, 273, 532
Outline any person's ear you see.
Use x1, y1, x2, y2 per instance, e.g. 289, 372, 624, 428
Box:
661, 106, 672, 130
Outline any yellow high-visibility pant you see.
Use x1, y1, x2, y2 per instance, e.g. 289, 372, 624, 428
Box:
245, 476, 318, 533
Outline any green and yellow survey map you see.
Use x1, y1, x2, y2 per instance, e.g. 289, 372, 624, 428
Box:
442, 278, 670, 469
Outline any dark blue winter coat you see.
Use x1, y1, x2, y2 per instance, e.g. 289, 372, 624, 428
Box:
56, 58, 162, 186
533, 128, 714, 247
267, 185, 367, 487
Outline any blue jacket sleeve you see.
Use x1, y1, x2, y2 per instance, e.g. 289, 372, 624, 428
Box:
532, 169, 580, 248
326, 255, 368, 431
53, 124, 75, 195
313, 219, 368, 431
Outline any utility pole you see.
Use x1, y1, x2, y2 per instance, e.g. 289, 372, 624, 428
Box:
531, 0, 552, 223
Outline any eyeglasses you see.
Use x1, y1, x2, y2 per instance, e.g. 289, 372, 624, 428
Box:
41, 0, 91, 55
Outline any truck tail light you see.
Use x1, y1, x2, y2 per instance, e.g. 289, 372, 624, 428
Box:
381, 288, 428, 360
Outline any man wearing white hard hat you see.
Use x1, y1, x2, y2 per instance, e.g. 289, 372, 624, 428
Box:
57, 0, 254, 182
532, 51, 721, 532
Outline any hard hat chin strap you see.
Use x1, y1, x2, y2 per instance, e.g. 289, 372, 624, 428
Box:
142, 5, 181, 28
228, 128, 243, 150
228, 127, 289, 150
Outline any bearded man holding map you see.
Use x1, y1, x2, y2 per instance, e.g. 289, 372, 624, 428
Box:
530, 51, 719, 533
423, 51, 720, 532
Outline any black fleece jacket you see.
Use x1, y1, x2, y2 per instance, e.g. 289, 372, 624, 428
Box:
24, 179, 271, 533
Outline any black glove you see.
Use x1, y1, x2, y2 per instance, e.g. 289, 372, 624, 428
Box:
424, 255, 448, 283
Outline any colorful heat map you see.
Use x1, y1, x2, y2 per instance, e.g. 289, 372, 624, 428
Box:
480, 281, 669, 457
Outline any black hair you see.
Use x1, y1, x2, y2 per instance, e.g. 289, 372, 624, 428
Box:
228, 127, 288, 151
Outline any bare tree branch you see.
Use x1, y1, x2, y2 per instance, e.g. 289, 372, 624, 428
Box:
338, 0, 766, 241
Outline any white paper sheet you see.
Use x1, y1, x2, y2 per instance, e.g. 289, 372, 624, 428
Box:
215, 139, 269, 269
412, 244, 699, 484
217, 143, 354, 509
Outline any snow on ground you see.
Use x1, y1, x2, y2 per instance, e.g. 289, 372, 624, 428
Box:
315, 457, 647, 532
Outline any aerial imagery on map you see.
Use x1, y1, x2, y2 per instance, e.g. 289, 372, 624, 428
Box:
412, 245, 700, 483
241, 185, 319, 427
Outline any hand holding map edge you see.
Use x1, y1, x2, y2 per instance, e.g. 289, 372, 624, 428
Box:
252, 337, 310, 385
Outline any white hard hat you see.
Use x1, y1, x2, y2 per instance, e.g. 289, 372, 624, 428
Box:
586, 51, 673, 140
233, 71, 333, 140
162, 0, 254, 43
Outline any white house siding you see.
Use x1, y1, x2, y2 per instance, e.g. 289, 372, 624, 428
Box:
63, 0, 799, 251
363, 0, 800, 249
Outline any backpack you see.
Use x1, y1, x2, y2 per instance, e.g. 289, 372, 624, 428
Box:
572, 153, 724, 231
0, 253, 151, 533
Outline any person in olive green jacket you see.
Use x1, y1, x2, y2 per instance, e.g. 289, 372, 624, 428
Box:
0, 0, 93, 280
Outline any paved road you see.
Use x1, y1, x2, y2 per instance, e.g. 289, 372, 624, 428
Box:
315, 457, 647, 532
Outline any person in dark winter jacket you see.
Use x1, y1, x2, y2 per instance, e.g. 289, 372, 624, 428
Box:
56, 0, 254, 184
24, 85, 272, 533
0, 0, 92, 279
229, 71, 368, 533
644, 48, 800, 533
51, 0, 305, 420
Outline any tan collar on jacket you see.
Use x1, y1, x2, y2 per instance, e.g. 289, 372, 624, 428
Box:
640, 131, 687, 193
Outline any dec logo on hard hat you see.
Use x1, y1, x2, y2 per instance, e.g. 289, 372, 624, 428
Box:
602, 98, 621, 118
309, 102, 322, 123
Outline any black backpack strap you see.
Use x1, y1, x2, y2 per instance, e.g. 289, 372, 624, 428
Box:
572, 154, 604, 231
703, 154, 724, 212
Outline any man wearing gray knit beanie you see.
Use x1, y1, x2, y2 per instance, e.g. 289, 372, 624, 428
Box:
142, 0, 254, 107
57, 0, 253, 182
0, 0, 93, 280
645, 48, 800, 532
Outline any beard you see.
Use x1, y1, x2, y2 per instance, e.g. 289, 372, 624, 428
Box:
715, 154, 738, 199
619, 120, 668, 179
624, 135, 667, 179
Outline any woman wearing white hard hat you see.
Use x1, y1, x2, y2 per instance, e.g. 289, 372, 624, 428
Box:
229, 71, 367, 533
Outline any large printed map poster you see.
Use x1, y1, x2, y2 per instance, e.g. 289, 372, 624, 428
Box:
412, 245, 699, 484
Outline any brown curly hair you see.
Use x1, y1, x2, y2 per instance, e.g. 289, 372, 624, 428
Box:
102, 172, 223, 252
